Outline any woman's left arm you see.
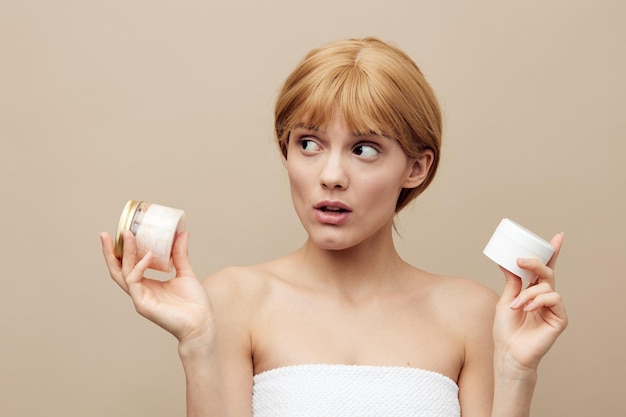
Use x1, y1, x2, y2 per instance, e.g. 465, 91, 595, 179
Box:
491, 233, 569, 417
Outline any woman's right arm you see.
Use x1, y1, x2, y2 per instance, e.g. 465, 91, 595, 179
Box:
178, 335, 228, 417
100, 231, 229, 417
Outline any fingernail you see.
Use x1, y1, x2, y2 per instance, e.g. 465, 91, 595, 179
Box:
510, 297, 522, 309
523, 301, 536, 311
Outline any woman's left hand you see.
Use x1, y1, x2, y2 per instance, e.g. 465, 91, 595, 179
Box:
493, 232, 569, 374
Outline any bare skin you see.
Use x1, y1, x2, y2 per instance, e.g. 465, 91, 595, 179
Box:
101, 111, 567, 417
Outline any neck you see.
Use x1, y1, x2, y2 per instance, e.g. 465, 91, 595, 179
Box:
292, 228, 408, 301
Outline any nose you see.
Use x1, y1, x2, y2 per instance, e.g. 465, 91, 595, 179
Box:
320, 152, 349, 190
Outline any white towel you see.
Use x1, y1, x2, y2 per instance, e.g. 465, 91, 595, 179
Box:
252, 364, 460, 417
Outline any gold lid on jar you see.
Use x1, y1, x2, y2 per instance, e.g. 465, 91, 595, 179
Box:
114, 199, 141, 259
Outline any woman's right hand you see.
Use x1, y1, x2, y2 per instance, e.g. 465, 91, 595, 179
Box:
100, 230, 216, 346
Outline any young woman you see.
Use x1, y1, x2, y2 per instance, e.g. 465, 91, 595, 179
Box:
101, 37, 568, 417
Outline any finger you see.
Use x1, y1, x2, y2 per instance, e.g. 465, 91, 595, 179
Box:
516, 257, 555, 288
521, 291, 568, 330
522, 291, 564, 313
120, 230, 152, 299
100, 232, 128, 292
125, 250, 154, 302
100, 232, 118, 269
499, 265, 524, 305
546, 232, 565, 270
121, 230, 139, 278
509, 282, 554, 310
171, 231, 196, 278
515, 233, 564, 289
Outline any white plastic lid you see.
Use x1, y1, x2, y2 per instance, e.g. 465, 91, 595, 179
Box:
483, 218, 555, 283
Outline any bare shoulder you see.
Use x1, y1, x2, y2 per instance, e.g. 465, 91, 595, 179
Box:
432, 274, 498, 307
416, 271, 499, 330
201, 262, 279, 312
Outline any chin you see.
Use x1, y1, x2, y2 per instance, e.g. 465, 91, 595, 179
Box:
307, 231, 361, 252
315, 241, 353, 251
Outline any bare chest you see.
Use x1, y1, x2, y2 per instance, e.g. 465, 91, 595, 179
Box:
251, 289, 465, 382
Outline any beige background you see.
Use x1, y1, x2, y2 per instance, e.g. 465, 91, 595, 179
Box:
1, 1, 624, 416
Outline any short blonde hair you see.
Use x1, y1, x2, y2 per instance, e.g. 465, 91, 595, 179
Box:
274, 37, 442, 212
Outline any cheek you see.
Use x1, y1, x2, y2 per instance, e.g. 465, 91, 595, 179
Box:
359, 172, 402, 216
357, 171, 406, 206
287, 161, 309, 199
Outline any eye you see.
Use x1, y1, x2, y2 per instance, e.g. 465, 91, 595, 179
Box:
353, 144, 379, 158
300, 138, 321, 152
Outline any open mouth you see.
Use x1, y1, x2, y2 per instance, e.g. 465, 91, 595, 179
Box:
314, 202, 352, 224
320, 206, 350, 213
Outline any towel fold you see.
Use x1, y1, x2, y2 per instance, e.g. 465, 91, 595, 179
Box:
252, 364, 460, 417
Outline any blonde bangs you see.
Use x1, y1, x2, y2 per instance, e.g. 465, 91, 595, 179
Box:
277, 62, 410, 154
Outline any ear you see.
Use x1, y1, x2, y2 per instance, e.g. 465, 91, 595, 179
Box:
402, 149, 434, 189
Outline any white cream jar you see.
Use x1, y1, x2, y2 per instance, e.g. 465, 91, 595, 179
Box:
114, 200, 186, 272
483, 218, 554, 283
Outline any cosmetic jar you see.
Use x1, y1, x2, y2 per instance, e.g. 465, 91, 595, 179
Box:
483, 218, 554, 283
114, 200, 186, 272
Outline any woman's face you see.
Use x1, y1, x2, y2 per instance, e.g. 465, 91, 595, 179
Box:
286, 107, 432, 251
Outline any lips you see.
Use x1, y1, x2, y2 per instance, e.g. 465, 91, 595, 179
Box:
314, 201, 352, 225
